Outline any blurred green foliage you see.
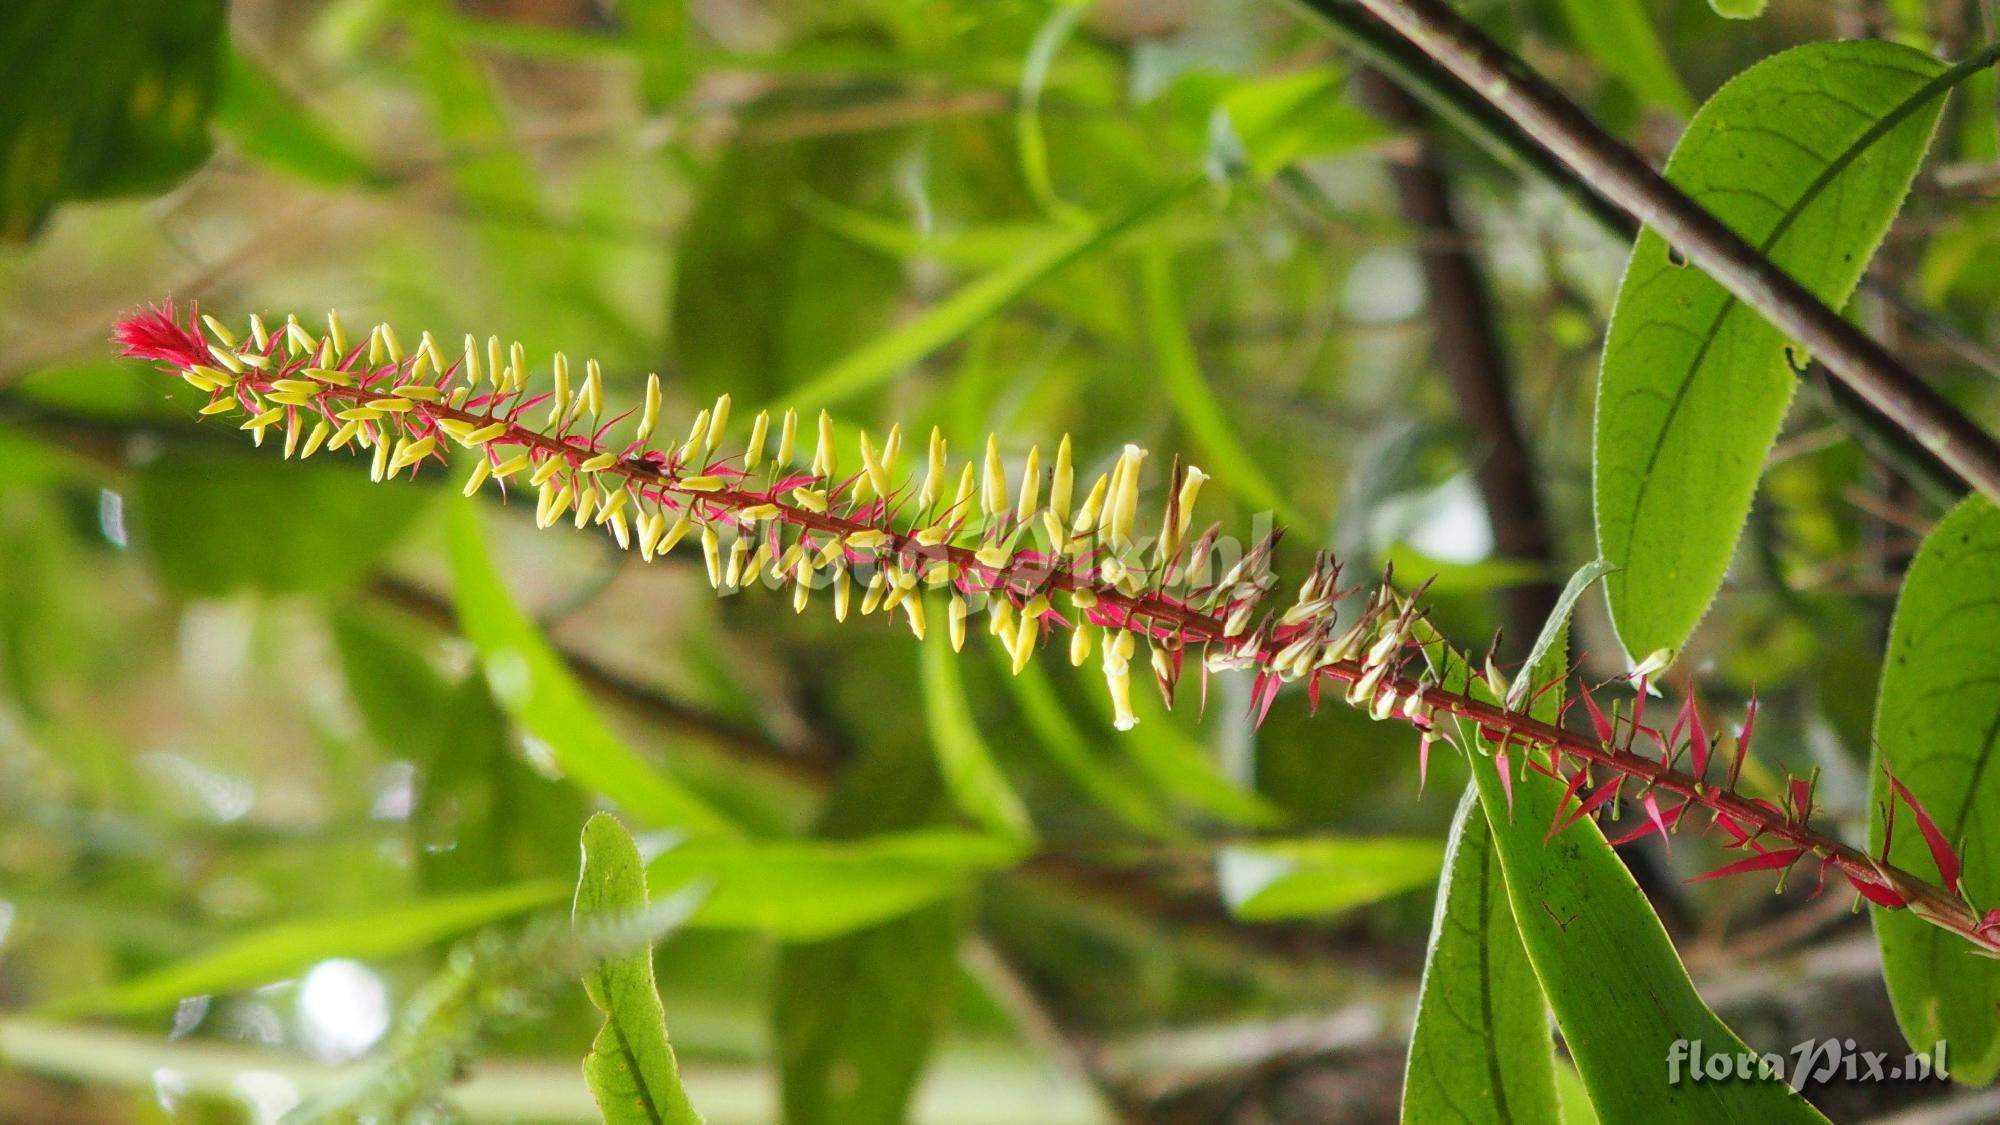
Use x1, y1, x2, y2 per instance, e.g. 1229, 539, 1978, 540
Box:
0, 0, 1995, 1121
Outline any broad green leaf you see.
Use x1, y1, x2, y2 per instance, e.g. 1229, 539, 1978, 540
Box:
1595, 41, 1957, 663
776, 716, 964, 1125
777, 174, 1199, 411
446, 504, 739, 837
1217, 836, 1443, 920
1554, 0, 1693, 115
44, 881, 567, 1017
134, 446, 429, 598
213, 51, 385, 187
1870, 496, 2000, 1084
575, 814, 703, 1125
1139, 241, 1309, 529
0, 1, 223, 240
333, 610, 586, 889
1207, 66, 1395, 180
650, 830, 1023, 940
1709, 0, 1767, 17
1401, 786, 1558, 1124
669, 100, 906, 404
998, 656, 1182, 839
1417, 622, 1826, 1122
920, 628, 1035, 842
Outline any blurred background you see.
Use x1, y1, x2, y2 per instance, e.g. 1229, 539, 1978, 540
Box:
3, 0, 1997, 1120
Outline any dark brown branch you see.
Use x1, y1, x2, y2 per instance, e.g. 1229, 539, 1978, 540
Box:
1329, 0, 2000, 503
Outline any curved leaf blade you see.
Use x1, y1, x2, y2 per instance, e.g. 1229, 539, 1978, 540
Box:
1402, 786, 1558, 1124
1870, 496, 2000, 1084
1216, 836, 1443, 921
1595, 41, 1955, 662
920, 629, 1036, 843
575, 813, 703, 1125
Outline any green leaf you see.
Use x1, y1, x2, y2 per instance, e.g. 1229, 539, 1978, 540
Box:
920, 627, 1035, 842
212, 50, 385, 187
1401, 786, 1559, 1124
775, 724, 963, 1125
134, 446, 429, 598
446, 503, 739, 837
1870, 495, 2000, 1084
1208, 66, 1395, 180
649, 830, 1023, 940
575, 813, 704, 1125
777, 174, 1199, 411
1101, 685, 1286, 828
1553, 0, 1694, 115
1709, 0, 1767, 18
0, 0, 223, 240
1595, 41, 1960, 663
1216, 836, 1443, 921
1417, 623, 1825, 1122
1505, 558, 1615, 711
44, 881, 567, 1017
1139, 241, 1310, 529
998, 657, 1183, 839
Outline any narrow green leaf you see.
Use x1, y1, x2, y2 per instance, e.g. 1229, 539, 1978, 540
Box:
1099, 685, 1287, 828
1554, 0, 1694, 115
777, 175, 1199, 411
44, 881, 567, 1017
1017, 0, 1089, 218
1709, 0, 1767, 18
0, 0, 223, 240
213, 51, 384, 187
920, 628, 1036, 842
649, 830, 1023, 940
1870, 496, 2000, 1084
1208, 66, 1396, 180
998, 656, 1183, 839
1595, 41, 1962, 663
1401, 786, 1559, 1124
1139, 241, 1310, 529
575, 814, 703, 1125
1418, 623, 1825, 1122
1504, 558, 1614, 711
446, 504, 739, 837
1216, 836, 1443, 920
135, 446, 429, 598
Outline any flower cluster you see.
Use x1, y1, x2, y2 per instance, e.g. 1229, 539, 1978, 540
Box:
114, 300, 2000, 956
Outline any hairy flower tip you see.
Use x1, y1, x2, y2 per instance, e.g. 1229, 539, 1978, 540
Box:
114, 301, 212, 370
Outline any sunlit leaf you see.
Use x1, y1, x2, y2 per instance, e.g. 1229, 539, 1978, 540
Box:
1217, 835, 1442, 920
446, 504, 739, 836
575, 813, 704, 1125
920, 628, 1035, 842
1402, 786, 1558, 1123
1595, 41, 1958, 662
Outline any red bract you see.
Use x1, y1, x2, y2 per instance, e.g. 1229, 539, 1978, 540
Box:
1883, 764, 1963, 896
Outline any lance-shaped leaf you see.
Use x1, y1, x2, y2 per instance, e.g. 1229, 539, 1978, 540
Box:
1595, 41, 1960, 663
1416, 606, 1823, 1122
1402, 785, 1559, 1123
575, 813, 703, 1125
1871, 496, 2000, 1084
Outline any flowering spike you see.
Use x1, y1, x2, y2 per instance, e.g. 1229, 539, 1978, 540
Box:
114, 301, 2000, 960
